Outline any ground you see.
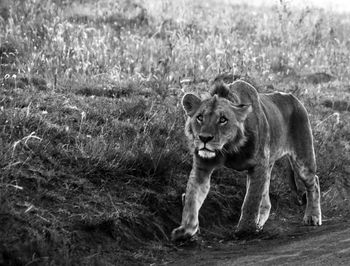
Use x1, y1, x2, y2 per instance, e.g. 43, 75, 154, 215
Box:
0, 0, 350, 265
168, 217, 350, 265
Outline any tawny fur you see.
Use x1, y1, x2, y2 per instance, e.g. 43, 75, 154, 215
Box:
172, 79, 322, 241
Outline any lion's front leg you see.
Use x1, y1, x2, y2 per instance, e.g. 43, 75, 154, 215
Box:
236, 164, 270, 236
171, 165, 213, 241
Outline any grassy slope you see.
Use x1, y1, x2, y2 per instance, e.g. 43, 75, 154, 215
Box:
1, 0, 350, 264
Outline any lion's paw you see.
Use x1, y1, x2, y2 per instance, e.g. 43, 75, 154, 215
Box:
234, 224, 262, 239
303, 214, 322, 226
171, 225, 198, 242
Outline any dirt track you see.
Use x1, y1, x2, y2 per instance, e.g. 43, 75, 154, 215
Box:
167, 218, 350, 265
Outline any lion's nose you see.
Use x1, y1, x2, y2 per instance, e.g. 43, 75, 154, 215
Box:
199, 135, 214, 143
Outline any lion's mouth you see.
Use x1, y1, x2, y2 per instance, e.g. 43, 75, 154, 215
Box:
198, 148, 216, 159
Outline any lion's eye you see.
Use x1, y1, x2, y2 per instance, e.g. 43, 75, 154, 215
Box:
196, 114, 203, 123
219, 116, 228, 124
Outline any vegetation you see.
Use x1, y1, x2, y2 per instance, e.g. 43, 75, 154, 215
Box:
1, 0, 349, 264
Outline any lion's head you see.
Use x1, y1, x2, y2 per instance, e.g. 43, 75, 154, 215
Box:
182, 85, 252, 160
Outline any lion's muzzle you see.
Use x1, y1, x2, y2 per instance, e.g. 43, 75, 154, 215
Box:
196, 135, 219, 159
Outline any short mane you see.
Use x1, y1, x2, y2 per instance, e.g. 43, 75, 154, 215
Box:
211, 83, 240, 104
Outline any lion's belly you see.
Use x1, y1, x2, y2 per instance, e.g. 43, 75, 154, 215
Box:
269, 148, 290, 162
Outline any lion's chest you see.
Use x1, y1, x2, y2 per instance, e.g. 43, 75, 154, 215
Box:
224, 143, 256, 171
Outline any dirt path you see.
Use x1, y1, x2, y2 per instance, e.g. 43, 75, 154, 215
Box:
167, 218, 350, 265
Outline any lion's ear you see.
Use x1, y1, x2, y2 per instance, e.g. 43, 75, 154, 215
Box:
232, 104, 252, 122
182, 94, 201, 117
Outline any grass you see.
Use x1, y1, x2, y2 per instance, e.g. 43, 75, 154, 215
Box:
1, 0, 350, 264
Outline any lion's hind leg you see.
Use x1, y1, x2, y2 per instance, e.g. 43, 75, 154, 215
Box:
289, 98, 322, 226
286, 158, 306, 206
289, 157, 322, 226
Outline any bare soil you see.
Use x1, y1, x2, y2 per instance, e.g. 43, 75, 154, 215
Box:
165, 216, 350, 265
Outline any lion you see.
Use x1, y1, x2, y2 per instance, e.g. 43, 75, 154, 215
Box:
171, 78, 322, 241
